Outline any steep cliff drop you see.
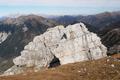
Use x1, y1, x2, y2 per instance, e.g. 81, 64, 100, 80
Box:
3, 22, 107, 76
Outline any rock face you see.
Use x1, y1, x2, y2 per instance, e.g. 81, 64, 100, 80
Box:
102, 28, 120, 54
0, 32, 11, 44
3, 22, 107, 76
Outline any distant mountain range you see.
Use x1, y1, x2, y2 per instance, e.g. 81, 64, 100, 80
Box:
51, 11, 120, 55
52, 11, 120, 30
0, 11, 120, 73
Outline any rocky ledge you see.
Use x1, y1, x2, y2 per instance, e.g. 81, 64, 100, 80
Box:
3, 22, 107, 76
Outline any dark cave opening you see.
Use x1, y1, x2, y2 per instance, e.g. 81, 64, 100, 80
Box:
49, 56, 61, 68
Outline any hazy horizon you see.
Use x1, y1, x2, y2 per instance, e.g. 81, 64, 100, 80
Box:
0, 0, 120, 16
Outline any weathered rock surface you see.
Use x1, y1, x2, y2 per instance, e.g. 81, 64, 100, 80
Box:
3, 22, 107, 76
0, 32, 11, 44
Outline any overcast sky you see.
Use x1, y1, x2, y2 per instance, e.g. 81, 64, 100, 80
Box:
0, 0, 120, 16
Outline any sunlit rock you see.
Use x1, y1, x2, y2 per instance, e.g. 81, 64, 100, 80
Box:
3, 22, 107, 76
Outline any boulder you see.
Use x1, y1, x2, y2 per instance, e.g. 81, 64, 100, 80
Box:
3, 22, 107, 76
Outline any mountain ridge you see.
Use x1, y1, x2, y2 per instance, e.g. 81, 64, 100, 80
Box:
0, 15, 58, 73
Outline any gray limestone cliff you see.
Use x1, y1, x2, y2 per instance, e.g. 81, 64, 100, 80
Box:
3, 22, 107, 76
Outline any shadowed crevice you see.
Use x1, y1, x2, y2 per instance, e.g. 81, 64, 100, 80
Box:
49, 56, 61, 68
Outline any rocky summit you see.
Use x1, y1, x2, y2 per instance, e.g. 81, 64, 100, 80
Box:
3, 22, 107, 76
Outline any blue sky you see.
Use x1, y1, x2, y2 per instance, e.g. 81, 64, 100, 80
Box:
0, 0, 120, 16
